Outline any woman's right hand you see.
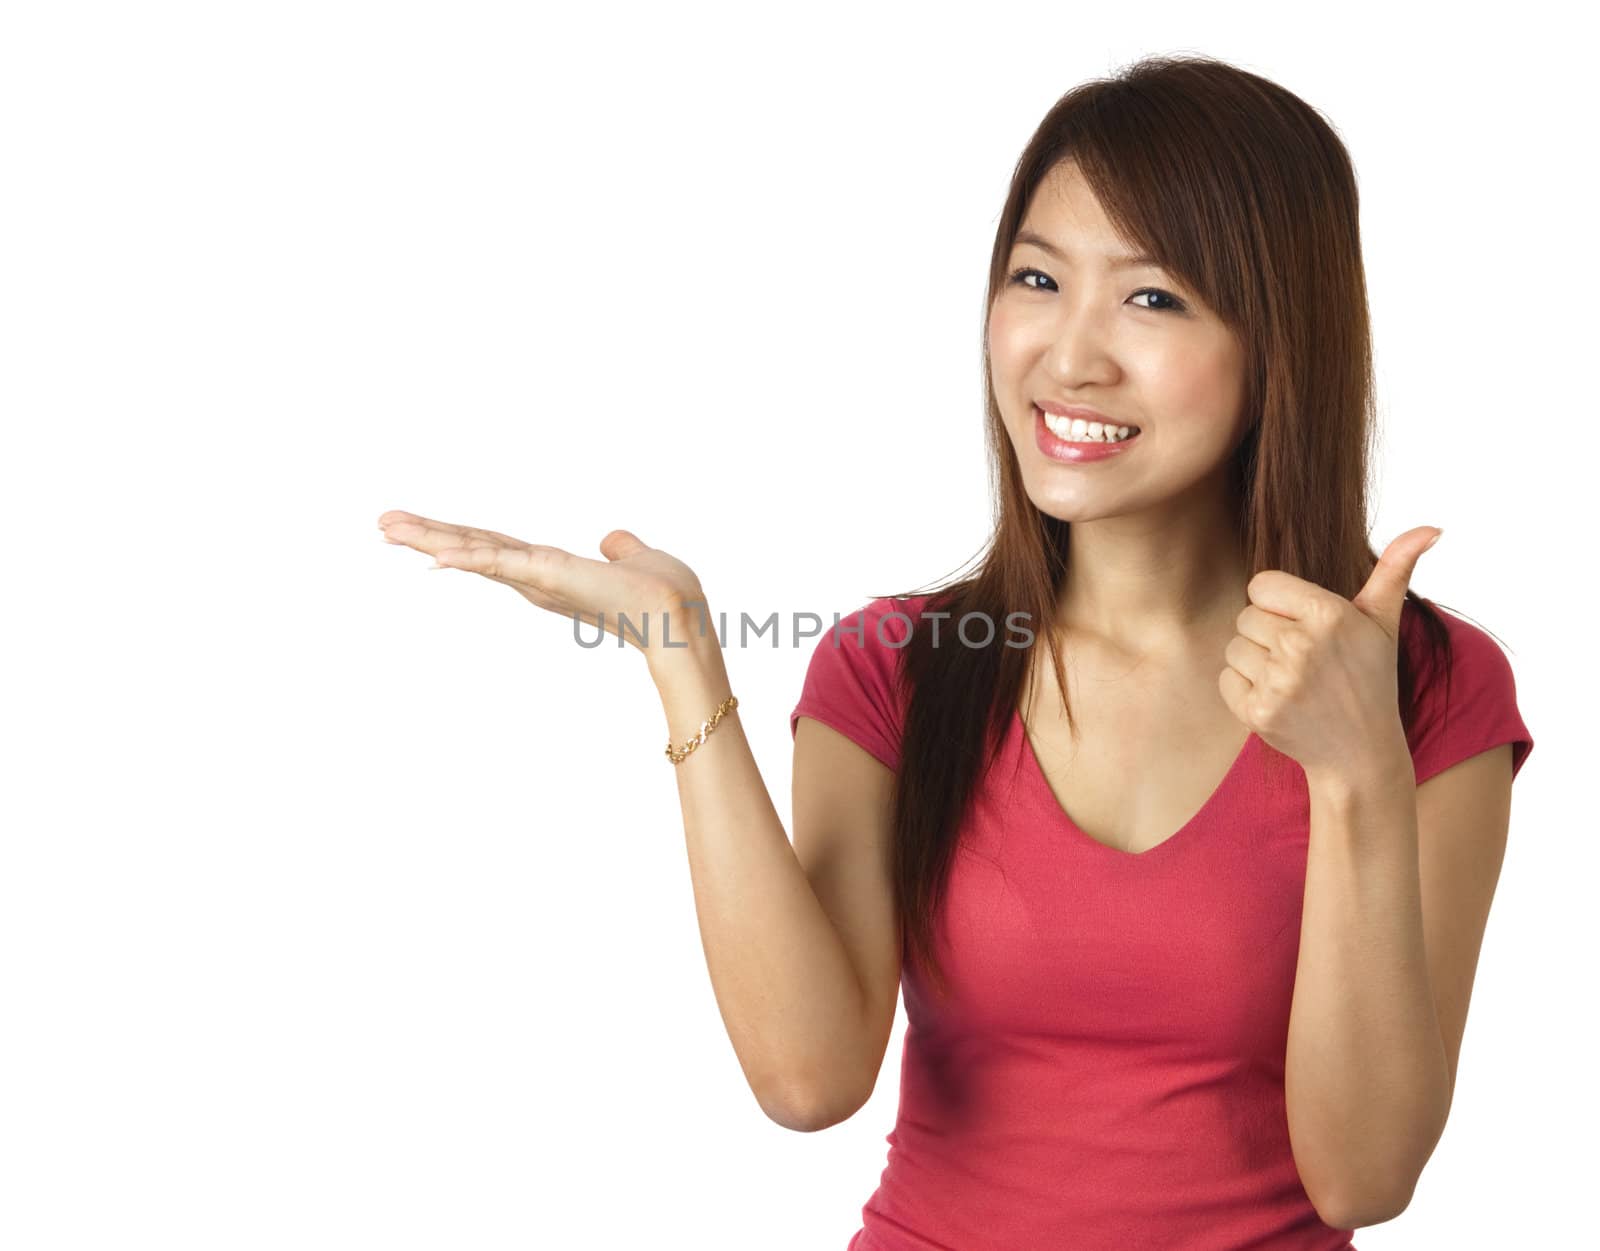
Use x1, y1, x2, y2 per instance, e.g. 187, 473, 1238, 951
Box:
377, 510, 713, 658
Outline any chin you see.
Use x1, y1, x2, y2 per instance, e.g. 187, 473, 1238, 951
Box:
1023, 488, 1116, 524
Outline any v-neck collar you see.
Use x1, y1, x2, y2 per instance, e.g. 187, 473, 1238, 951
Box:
1011, 707, 1258, 859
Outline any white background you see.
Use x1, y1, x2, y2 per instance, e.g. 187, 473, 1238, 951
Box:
3, 2, 1592, 1247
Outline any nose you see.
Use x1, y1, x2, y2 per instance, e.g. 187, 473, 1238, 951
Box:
1042, 301, 1119, 390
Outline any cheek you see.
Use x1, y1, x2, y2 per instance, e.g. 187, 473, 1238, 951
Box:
1146, 343, 1244, 424
986, 304, 1022, 366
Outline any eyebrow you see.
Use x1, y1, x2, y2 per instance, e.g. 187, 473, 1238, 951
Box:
1013, 229, 1161, 269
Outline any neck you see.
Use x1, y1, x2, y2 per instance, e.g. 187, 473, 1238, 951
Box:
1052, 495, 1248, 666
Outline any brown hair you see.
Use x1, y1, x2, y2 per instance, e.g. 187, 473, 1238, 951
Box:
874, 52, 1458, 1001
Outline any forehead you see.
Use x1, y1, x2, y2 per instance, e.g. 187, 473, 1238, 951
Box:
1011, 171, 1152, 271
1015, 161, 1136, 255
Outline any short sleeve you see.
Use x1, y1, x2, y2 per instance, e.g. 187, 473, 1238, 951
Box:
789, 597, 913, 773
1403, 604, 1534, 787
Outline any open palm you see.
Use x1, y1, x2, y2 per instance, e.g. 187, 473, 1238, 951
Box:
378, 510, 707, 653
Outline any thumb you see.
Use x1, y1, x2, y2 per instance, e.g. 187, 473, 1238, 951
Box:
598, 529, 652, 562
1352, 525, 1442, 637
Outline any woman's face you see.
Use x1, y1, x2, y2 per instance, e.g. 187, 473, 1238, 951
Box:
988, 160, 1251, 524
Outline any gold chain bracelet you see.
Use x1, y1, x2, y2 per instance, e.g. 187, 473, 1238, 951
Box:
665, 694, 739, 765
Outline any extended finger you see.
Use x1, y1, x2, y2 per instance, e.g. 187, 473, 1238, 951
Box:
380, 513, 530, 555
434, 541, 587, 594
377, 508, 521, 543
383, 516, 527, 547
412, 538, 567, 615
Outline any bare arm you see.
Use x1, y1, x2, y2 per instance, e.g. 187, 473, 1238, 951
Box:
375, 511, 896, 1130
650, 618, 898, 1130
1285, 743, 1509, 1228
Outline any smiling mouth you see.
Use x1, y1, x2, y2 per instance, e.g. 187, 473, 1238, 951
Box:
1034, 403, 1141, 443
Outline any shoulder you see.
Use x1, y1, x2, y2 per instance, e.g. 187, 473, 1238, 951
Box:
1399, 598, 1520, 691
813, 593, 939, 654
789, 594, 938, 773
1399, 599, 1533, 785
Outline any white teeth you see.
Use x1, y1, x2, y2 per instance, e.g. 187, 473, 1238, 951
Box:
1040, 409, 1138, 443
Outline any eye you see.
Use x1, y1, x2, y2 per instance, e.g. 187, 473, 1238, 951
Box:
1129, 287, 1188, 313
1005, 267, 1188, 314
1007, 266, 1054, 292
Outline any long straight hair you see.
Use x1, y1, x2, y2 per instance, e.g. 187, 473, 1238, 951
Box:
877, 54, 1458, 1002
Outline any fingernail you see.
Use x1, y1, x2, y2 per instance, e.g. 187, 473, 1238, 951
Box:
1422, 529, 1443, 552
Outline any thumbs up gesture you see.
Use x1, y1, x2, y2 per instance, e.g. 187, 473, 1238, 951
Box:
1217, 526, 1443, 783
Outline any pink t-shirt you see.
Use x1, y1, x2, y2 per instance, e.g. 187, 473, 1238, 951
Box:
789, 593, 1534, 1250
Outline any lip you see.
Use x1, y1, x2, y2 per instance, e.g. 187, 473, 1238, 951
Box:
1033, 403, 1143, 463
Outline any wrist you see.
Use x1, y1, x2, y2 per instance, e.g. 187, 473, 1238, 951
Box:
647, 602, 729, 692
650, 641, 735, 747
1303, 739, 1415, 801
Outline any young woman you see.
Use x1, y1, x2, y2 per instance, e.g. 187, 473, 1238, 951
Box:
377, 53, 1534, 1251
